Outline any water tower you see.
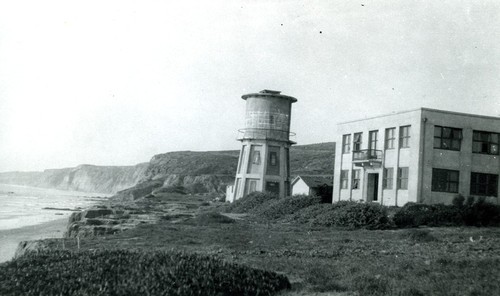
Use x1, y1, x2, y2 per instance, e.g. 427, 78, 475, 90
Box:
226, 90, 297, 202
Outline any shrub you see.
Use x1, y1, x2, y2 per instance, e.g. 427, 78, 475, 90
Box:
0, 250, 290, 296
394, 197, 500, 228
312, 201, 391, 229
393, 203, 461, 228
226, 192, 278, 213
460, 197, 500, 226
253, 194, 323, 220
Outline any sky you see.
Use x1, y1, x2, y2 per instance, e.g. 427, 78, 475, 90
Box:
0, 0, 499, 172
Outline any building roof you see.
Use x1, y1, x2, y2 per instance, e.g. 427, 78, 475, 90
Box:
338, 107, 500, 125
292, 175, 333, 188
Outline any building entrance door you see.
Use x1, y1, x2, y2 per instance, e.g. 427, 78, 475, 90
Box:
367, 173, 379, 202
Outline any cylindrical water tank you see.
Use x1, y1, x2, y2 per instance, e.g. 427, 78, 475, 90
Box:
241, 90, 297, 142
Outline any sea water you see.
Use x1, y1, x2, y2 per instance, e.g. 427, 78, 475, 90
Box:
0, 184, 108, 231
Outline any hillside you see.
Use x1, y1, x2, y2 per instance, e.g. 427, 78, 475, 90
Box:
0, 142, 335, 196
115, 142, 335, 199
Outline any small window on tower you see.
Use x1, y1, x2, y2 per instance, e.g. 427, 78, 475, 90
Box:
270, 152, 277, 166
253, 151, 261, 164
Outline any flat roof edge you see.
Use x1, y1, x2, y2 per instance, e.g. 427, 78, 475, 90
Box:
338, 107, 499, 125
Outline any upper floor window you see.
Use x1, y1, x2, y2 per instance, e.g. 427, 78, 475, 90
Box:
399, 126, 411, 148
473, 131, 499, 155
385, 128, 396, 149
470, 172, 498, 197
434, 126, 462, 151
342, 134, 351, 154
353, 132, 362, 151
432, 168, 459, 193
369, 130, 378, 150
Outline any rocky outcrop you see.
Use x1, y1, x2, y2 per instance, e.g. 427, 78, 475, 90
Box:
0, 163, 149, 194
65, 207, 158, 238
14, 241, 50, 259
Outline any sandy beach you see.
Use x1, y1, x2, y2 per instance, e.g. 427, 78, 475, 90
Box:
0, 217, 69, 263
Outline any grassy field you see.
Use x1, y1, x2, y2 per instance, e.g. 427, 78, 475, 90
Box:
29, 193, 500, 296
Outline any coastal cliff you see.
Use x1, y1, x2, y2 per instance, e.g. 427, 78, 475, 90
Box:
0, 142, 335, 197
0, 164, 149, 194
114, 142, 335, 200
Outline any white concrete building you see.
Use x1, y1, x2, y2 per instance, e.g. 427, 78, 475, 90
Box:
333, 108, 500, 206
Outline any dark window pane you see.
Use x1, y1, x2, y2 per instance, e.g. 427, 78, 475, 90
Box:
443, 128, 451, 138
434, 127, 442, 137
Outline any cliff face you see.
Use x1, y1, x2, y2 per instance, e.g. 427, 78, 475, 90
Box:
114, 143, 336, 200
1, 142, 335, 197
0, 163, 149, 194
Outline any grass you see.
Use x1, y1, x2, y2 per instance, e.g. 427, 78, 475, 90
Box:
6, 192, 500, 295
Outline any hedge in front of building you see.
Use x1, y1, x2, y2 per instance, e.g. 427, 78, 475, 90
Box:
394, 196, 500, 228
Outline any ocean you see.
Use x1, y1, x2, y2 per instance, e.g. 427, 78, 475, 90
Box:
0, 183, 108, 231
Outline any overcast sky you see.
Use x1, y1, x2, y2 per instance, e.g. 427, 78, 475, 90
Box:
1, 0, 499, 172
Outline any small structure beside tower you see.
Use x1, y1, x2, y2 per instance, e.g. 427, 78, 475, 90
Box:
226, 90, 297, 202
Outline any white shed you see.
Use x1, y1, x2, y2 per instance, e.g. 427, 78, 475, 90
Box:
291, 175, 333, 203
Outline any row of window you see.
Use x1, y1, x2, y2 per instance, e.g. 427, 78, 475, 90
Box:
432, 169, 498, 197
342, 126, 411, 153
342, 126, 499, 156
434, 127, 499, 154
340, 167, 409, 190
340, 168, 498, 197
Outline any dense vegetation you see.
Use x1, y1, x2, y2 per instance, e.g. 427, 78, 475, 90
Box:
0, 250, 290, 296
226, 192, 500, 229
394, 196, 500, 228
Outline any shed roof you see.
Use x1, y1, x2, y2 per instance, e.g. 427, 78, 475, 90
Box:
292, 175, 333, 188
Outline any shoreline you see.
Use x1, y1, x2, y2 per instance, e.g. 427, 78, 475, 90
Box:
0, 217, 69, 263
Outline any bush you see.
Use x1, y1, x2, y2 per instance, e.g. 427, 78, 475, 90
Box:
0, 250, 290, 296
226, 192, 278, 213
312, 201, 391, 229
393, 203, 461, 228
460, 197, 500, 226
394, 197, 500, 228
253, 194, 322, 220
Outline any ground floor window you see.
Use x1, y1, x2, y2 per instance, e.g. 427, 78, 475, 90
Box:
352, 170, 361, 189
340, 170, 349, 189
470, 172, 498, 197
397, 167, 409, 189
383, 168, 394, 189
432, 168, 459, 193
